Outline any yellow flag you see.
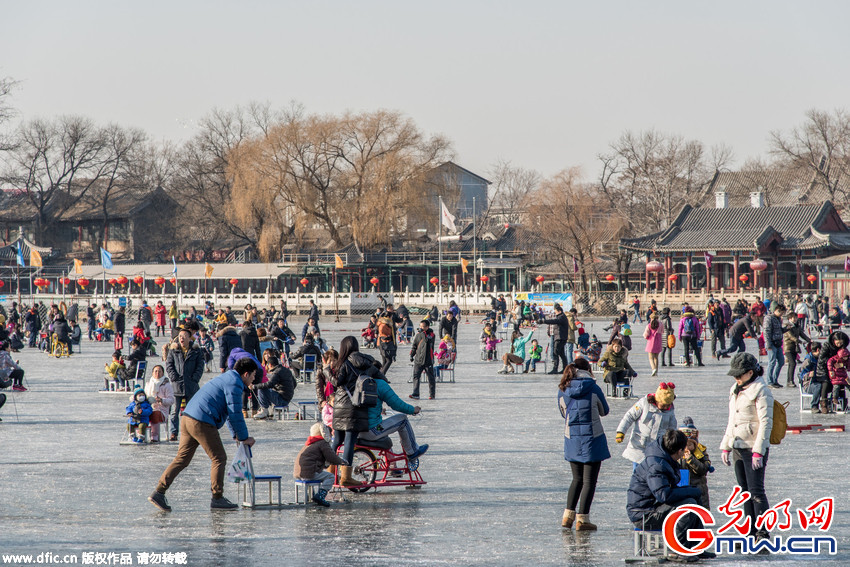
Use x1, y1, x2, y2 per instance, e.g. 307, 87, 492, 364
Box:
30, 249, 43, 267
335, 254, 344, 269
73, 259, 83, 274
205, 263, 214, 278
461, 258, 469, 274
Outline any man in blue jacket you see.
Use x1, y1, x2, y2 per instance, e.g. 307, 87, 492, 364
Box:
627, 430, 714, 561
149, 357, 258, 512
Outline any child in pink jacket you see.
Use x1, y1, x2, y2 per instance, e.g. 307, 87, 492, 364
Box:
827, 347, 850, 410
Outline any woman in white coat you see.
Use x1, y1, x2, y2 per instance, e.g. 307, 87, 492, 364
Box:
615, 382, 677, 465
719, 353, 773, 543
144, 364, 174, 442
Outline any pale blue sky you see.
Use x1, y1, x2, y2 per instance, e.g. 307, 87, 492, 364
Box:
3, 1, 849, 179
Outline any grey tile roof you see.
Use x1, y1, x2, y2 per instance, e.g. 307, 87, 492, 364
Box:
621, 202, 848, 252
699, 168, 842, 208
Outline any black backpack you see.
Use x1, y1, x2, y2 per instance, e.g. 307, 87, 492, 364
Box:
345, 366, 379, 408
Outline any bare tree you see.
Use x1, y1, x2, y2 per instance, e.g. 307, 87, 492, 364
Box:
0, 116, 115, 243
92, 125, 148, 251
770, 108, 850, 201
240, 109, 453, 255
488, 159, 540, 225
0, 76, 18, 152
171, 105, 271, 259
526, 168, 623, 291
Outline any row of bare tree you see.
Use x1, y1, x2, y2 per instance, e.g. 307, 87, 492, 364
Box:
1, 76, 848, 274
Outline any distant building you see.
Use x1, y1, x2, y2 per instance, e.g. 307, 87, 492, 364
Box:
0, 186, 178, 263
426, 161, 491, 220
620, 201, 850, 292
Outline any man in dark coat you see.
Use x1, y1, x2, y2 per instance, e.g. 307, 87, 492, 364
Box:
52, 314, 73, 354
271, 318, 296, 354
542, 304, 569, 374
410, 320, 436, 400
166, 328, 206, 441
439, 312, 458, 343
239, 320, 261, 361
627, 430, 713, 561
217, 325, 242, 372
308, 300, 320, 324
290, 335, 323, 379
718, 314, 756, 358
251, 356, 296, 419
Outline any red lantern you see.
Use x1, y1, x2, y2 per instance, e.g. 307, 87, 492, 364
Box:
480, 275, 489, 283
430, 277, 440, 285
78, 278, 89, 288
807, 274, 817, 284
504, 223, 510, 229
229, 278, 239, 286
133, 276, 144, 286
61, 277, 71, 285
646, 261, 664, 273
739, 275, 749, 283
605, 274, 616, 282
108, 278, 117, 286
370, 277, 379, 286
169, 277, 176, 285
116, 276, 128, 286
300, 278, 309, 287
750, 259, 768, 272
668, 274, 678, 281
0, 280, 4, 288
154, 276, 165, 287
535, 275, 545, 283
34, 277, 48, 289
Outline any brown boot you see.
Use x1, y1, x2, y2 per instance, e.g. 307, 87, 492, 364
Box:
820, 401, 833, 414
242, 410, 250, 418
326, 465, 337, 475
575, 514, 597, 531
338, 465, 363, 487
561, 509, 575, 529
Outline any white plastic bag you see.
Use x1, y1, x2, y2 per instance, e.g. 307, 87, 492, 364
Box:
226, 443, 254, 483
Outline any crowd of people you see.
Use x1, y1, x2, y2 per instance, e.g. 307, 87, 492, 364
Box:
1, 290, 842, 561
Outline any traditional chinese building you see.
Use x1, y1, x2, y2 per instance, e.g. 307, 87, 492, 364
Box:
619, 200, 850, 293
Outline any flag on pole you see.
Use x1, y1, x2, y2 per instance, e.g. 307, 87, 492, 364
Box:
704, 252, 714, 269
205, 263, 214, 278
100, 247, 113, 269
30, 249, 43, 267
172, 255, 177, 276
335, 254, 344, 269
73, 259, 83, 274
461, 258, 469, 274
16, 241, 24, 267
572, 256, 579, 274
440, 198, 457, 233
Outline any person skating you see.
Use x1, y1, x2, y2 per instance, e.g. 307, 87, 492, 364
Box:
149, 357, 258, 512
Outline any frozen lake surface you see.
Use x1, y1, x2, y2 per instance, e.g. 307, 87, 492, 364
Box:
1, 317, 848, 566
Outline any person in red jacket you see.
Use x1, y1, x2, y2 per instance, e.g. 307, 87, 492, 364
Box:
154, 301, 168, 337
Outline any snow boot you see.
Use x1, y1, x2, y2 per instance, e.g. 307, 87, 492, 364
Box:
561, 509, 575, 529
575, 514, 597, 531
312, 488, 331, 507
338, 465, 363, 488
326, 465, 337, 475
253, 407, 270, 420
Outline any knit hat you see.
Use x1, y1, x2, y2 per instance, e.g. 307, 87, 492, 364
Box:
309, 422, 323, 438
133, 387, 146, 402
679, 416, 697, 433
654, 382, 676, 407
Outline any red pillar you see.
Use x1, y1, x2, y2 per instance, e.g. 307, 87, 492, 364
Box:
733, 255, 739, 293
645, 266, 650, 292
773, 256, 778, 292
796, 254, 802, 288
686, 255, 692, 293
664, 255, 670, 293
